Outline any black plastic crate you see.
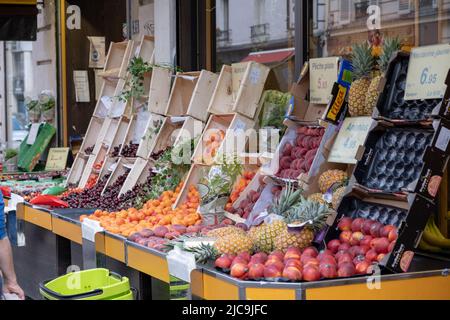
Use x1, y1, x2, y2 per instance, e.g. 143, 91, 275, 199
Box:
374, 51, 442, 121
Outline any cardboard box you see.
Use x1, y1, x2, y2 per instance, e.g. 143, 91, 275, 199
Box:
325, 189, 435, 273
208, 62, 270, 120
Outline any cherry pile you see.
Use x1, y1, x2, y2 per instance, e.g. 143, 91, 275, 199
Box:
110, 145, 122, 158
84, 145, 94, 155
121, 141, 139, 158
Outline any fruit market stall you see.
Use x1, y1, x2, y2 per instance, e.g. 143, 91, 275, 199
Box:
10, 39, 450, 301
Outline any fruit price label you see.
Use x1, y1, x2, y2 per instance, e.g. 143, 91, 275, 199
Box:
405, 44, 450, 100
328, 117, 374, 164
45, 148, 70, 171
310, 57, 340, 105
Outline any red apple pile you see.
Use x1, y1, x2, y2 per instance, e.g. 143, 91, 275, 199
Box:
215, 217, 398, 283
277, 126, 325, 180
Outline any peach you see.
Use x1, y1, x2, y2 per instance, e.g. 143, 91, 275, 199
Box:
377, 253, 386, 262
303, 258, 320, 269
269, 251, 285, 261
360, 235, 373, 247
215, 255, 232, 269
302, 247, 319, 258
319, 263, 337, 279
237, 252, 251, 262
362, 220, 376, 235
351, 218, 366, 232
282, 266, 303, 281
339, 231, 353, 244
264, 265, 283, 279
388, 229, 398, 242
369, 222, 383, 238
230, 263, 248, 278
355, 261, 371, 275
284, 259, 303, 270
265, 260, 285, 272
303, 267, 321, 282
248, 263, 265, 280
372, 237, 390, 254
380, 225, 395, 238
252, 252, 268, 263
366, 249, 378, 262
327, 240, 341, 254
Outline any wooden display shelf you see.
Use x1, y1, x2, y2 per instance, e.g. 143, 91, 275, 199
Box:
208, 62, 270, 120
172, 116, 205, 148
165, 72, 200, 117
148, 66, 172, 115
101, 157, 136, 196
136, 113, 166, 159
119, 157, 154, 196
173, 163, 210, 209
66, 153, 89, 186
95, 233, 126, 263
51, 216, 82, 245
127, 244, 170, 283
23, 205, 52, 231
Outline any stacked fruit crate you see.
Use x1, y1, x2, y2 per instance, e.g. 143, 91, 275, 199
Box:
326, 51, 450, 273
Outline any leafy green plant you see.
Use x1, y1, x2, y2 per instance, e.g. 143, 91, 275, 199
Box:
259, 90, 291, 130
39, 92, 56, 111
26, 99, 40, 111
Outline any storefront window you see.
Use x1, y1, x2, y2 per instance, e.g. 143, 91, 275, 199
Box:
309, 0, 450, 58
216, 0, 296, 91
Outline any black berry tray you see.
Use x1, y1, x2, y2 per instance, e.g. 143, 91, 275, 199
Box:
374, 51, 442, 121
354, 126, 434, 193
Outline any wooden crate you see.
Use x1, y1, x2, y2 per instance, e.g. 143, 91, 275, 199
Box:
135, 35, 155, 63
148, 66, 172, 115
118, 112, 151, 157
119, 157, 154, 197
99, 40, 134, 79
98, 156, 118, 181
136, 113, 166, 159
79, 116, 105, 155
172, 116, 206, 148
107, 116, 130, 154
66, 154, 89, 186
186, 70, 219, 122
208, 62, 270, 120
165, 72, 200, 116
78, 145, 110, 189
173, 163, 211, 209
101, 158, 136, 196
93, 80, 119, 118
191, 114, 255, 165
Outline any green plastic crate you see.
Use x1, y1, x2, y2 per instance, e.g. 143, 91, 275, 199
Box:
39, 268, 134, 300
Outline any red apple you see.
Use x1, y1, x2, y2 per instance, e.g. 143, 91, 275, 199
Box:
231, 257, 248, 267
388, 241, 396, 253
366, 249, 378, 262
252, 252, 268, 263
237, 252, 251, 262
327, 240, 341, 254
304, 258, 320, 269
351, 218, 366, 232
264, 265, 283, 278
373, 237, 390, 254
337, 253, 354, 266
318, 250, 333, 260
357, 245, 370, 256
284, 259, 303, 270
355, 261, 371, 275
338, 243, 351, 252
302, 247, 319, 258
265, 260, 285, 271
380, 225, 395, 238
319, 263, 337, 279
284, 248, 302, 260
269, 251, 285, 261
388, 229, 398, 242
353, 254, 367, 266
362, 220, 376, 235
335, 250, 350, 261
340, 231, 353, 244
338, 263, 356, 278
360, 235, 374, 247
348, 246, 360, 257
215, 255, 232, 269
282, 266, 303, 281
338, 217, 353, 231
370, 222, 383, 238
319, 255, 337, 266
248, 263, 265, 279
303, 267, 321, 282
230, 263, 248, 278
377, 253, 386, 262
352, 231, 364, 242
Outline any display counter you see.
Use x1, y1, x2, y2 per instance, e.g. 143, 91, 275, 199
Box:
12, 203, 450, 300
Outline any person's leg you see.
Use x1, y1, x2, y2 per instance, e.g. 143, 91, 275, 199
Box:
0, 237, 24, 299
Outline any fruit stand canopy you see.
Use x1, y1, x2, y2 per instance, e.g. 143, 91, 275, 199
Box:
242, 48, 295, 65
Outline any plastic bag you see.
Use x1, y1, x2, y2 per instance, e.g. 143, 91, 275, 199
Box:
30, 195, 69, 208
259, 91, 292, 129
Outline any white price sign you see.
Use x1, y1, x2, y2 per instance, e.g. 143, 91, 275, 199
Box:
310, 57, 339, 104
405, 44, 450, 100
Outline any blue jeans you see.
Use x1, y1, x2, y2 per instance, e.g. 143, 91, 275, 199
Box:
0, 193, 5, 240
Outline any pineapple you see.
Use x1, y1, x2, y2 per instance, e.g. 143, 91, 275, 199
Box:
207, 226, 246, 238
214, 233, 254, 256
331, 186, 346, 210
319, 169, 348, 194
275, 199, 331, 251
249, 220, 287, 253
348, 43, 374, 117
365, 37, 402, 115
308, 193, 327, 205
269, 183, 303, 217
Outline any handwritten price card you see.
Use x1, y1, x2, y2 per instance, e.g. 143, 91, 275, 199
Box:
405, 44, 450, 100
310, 57, 339, 104
328, 117, 373, 164
45, 148, 70, 171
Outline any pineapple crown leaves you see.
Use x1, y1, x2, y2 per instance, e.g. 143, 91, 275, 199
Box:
351, 42, 375, 80
379, 37, 402, 73
269, 183, 305, 218
286, 199, 331, 231
165, 235, 218, 264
